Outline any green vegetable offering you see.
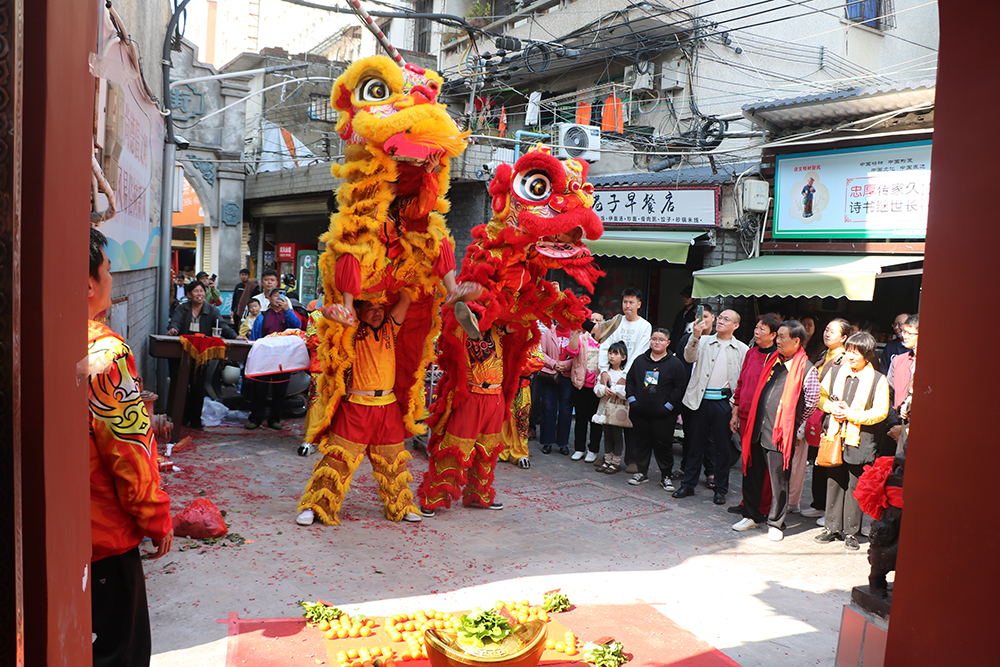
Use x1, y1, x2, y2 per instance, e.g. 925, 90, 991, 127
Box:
298, 600, 343, 624
584, 640, 628, 667
542, 591, 571, 612
457, 608, 515, 647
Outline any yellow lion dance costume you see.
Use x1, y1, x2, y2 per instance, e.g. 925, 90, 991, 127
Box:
298, 56, 467, 525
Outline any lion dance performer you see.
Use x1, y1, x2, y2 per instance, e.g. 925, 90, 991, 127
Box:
297, 55, 467, 525
498, 346, 543, 468
417, 146, 617, 516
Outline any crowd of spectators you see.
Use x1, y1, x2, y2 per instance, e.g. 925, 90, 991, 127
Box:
530, 285, 913, 549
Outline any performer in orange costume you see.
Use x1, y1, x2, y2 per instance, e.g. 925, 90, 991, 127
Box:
297, 292, 422, 525
417, 146, 612, 515
418, 326, 509, 514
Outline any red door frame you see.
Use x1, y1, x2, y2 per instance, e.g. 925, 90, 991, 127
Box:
884, 2, 1000, 663
17, 0, 99, 664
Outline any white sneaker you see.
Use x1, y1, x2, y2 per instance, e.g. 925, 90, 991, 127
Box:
800, 507, 824, 518
296, 509, 315, 526
816, 516, 825, 527
584, 452, 598, 463
732, 517, 758, 532
768, 527, 784, 542
402, 512, 422, 523
571, 451, 585, 461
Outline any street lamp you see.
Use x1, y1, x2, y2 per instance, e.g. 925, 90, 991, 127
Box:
155, 0, 309, 399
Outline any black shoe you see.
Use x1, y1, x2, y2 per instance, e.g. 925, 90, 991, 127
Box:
187, 422, 204, 431
727, 504, 745, 515
845, 535, 860, 551
541, 444, 552, 454
713, 491, 726, 505
671, 487, 695, 499
814, 530, 842, 543
558, 445, 570, 455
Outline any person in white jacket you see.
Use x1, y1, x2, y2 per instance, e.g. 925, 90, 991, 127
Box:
593, 341, 630, 473
597, 288, 652, 472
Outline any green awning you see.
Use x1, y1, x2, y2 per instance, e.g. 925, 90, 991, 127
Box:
692, 254, 923, 301
584, 231, 706, 264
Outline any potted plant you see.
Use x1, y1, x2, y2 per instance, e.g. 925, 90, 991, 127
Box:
465, 0, 492, 28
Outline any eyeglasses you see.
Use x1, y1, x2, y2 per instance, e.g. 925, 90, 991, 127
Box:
716, 315, 735, 323
900, 330, 918, 339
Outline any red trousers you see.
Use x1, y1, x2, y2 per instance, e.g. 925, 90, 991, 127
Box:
418, 392, 504, 510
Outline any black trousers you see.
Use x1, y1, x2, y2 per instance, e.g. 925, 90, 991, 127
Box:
632, 412, 678, 479
168, 359, 206, 427
247, 373, 289, 425
572, 387, 602, 453
623, 425, 637, 466
741, 435, 769, 523
810, 453, 828, 512
765, 448, 792, 529
681, 399, 733, 494
825, 462, 866, 537
92, 547, 151, 667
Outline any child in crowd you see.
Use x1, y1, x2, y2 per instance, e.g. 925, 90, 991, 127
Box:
239, 299, 261, 338
593, 341, 629, 474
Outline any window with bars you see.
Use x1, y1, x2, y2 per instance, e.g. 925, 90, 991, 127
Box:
846, 0, 896, 30
308, 95, 336, 122
415, 0, 432, 53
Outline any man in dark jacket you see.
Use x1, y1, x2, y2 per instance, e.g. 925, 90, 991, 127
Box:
625, 328, 687, 490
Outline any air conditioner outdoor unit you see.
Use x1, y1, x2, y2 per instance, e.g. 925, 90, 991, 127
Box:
661, 59, 684, 91
552, 123, 601, 162
625, 61, 655, 91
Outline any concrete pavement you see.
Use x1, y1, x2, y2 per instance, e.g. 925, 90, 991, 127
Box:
148, 418, 874, 666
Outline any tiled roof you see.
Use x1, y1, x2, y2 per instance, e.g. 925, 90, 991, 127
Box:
742, 81, 935, 131
589, 161, 759, 187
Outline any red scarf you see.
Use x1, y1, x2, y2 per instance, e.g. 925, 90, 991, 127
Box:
741, 346, 809, 472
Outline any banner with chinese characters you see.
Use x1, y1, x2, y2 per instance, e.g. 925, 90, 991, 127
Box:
774, 140, 932, 239
592, 186, 720, 227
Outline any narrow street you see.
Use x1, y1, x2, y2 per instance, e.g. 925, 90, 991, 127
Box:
148, 418, 872, 666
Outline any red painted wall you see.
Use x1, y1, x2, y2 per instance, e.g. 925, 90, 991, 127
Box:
21, 0, 99, 664
886, 1, 1000, 663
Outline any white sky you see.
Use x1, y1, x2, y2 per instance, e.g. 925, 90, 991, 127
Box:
181, 0, 352, 68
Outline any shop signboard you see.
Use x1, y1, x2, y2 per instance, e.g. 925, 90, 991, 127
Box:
592, 186, 720, 227
774, 140, 932, 238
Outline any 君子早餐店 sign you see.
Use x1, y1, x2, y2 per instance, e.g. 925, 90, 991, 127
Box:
593, 186, 720, 227
774, 140, 932, 239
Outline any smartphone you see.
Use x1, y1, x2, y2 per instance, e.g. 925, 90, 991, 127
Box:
696, 305, 704, 319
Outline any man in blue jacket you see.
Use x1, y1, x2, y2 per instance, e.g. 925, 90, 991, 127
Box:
246, 288, 302, 429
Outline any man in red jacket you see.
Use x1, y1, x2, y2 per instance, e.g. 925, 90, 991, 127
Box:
88, 228, 173, 666
729, 313, 781, 531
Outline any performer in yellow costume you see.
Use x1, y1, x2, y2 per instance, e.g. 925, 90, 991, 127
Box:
498, 346, 543, 468
297, 292, 421, 525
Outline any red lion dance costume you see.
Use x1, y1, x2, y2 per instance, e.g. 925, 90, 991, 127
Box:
417, 146, 606, 513
298, 56, 467, 525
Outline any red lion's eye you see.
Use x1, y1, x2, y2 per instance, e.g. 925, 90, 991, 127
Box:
514, 170, 552, 202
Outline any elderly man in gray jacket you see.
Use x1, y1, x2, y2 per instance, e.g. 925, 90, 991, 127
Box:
673, 309, 748, 504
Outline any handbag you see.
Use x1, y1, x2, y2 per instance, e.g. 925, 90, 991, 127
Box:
605, 397, 632, 428
538, 370, 559, 385
816, 427, 844, 467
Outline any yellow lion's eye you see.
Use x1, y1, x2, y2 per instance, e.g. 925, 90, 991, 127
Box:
357, 78, 392, 103
514, 171, 552, 202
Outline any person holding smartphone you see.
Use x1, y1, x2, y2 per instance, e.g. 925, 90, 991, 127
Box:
677, 308, 749, 505
245, 287, 302, 430
196, 271, 222, 306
